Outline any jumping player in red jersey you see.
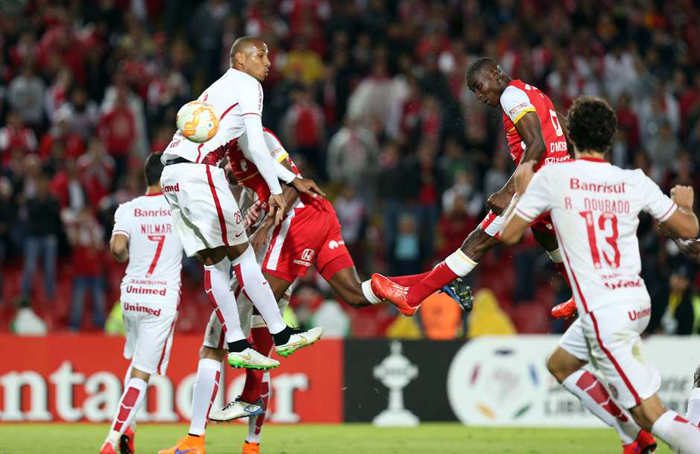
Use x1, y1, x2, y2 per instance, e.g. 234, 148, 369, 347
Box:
372, 57, 576, 316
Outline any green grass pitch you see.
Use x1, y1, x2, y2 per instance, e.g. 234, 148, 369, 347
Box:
0, 423, 672, 454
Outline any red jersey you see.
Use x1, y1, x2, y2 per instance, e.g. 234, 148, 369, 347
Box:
500, 79, 569, 169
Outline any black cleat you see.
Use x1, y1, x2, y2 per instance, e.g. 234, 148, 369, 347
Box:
442, 278, 473, 312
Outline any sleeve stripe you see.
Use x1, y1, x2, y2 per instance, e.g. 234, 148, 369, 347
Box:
514, 207, 537, 222
112, 230, 130, 238
276, 152, 289, 163
220, 102, 239, 120
512, 107, 536, 124
241, 112, 262, 117
658, 202, 678, 223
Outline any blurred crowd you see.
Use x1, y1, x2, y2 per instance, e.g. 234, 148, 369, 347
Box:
1, 0, 700, 337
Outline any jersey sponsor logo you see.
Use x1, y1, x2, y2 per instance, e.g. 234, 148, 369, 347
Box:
134, 207, 172, 217
126, 278, 167, 286
140, 223, 173, 235
628, 307, 651, 321
123, 302, 162, 316
125, 285, 168, 297
293, 248, 315, 267
549, 141, 568, 153
162, 183, 180, 193
570, 179, 626, 194
603, 279, 643, 290
508, 102, 530, 117
328, 240, 345, 250
544, 156, 571, 165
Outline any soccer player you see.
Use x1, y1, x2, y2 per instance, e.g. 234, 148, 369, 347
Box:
160, 36, 325, 373
100, 153, 184, 454
500, 96, 700, 454
657, 230, 700, 425
371, 57, 575, 316
167, 129, 470, 454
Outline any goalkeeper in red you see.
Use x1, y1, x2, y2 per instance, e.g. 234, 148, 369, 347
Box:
372, 57, 575, 316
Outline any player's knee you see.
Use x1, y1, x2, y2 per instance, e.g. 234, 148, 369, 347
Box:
546, 353, 575, 383
460, 229, 497, 261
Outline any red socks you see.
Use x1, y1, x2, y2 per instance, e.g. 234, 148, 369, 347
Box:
240, 326, 274, 403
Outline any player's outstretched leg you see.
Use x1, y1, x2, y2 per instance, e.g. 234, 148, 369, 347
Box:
686, 365, 700, 425
530, 228, 577, 319
547, 348, 655, 454
101, 367, 149, 454
372, 227, 497, 311
639, 395, 700, 454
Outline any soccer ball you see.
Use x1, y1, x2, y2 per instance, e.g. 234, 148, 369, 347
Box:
176, 101, 219, 143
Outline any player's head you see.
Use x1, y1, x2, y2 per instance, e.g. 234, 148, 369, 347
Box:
466, 57, 508, 107
567, 96, 618, 157
144, 152, 164, 187
230, 36, 270, 82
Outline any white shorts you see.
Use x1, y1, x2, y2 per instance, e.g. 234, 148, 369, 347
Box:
161, 162, 247, 257
559, 300, 660, 409
203, 285, 292, 349
123, 302, 178, 376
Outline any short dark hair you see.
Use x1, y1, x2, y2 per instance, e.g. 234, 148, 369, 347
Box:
144, 153, 164, 187
465, 57, 499, 88
567, 96, 618, 154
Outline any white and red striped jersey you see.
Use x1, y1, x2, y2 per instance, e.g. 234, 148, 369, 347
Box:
162, 68, 264, 165
112, 194, 184, 305
514, 157, 677, 313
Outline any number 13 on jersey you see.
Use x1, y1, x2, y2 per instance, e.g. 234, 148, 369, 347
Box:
579, 211, 620, 269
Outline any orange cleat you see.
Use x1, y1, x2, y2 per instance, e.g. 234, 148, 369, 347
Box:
371, 274, 418, 316
551, 298, 577, 319
100, 442, 117, 454
158, 435, 205, 454
120, 426, 135, 454
622, 430, 657, 454
242, 441, 260, 454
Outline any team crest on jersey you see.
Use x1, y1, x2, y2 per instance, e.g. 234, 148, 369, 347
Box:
240, 160, 248, 172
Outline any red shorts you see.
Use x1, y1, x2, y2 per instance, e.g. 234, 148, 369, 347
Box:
262, 199, 354, 283
479, 210, 555, 239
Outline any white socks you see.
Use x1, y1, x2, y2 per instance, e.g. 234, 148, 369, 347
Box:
106, 377, 147, 447
232, 246, 286, 334
562, 370, 640, 445
189, 358, 221, 436
361, 280, 382, 304
444, 249, 477, 276
247, 371, 271, 444
204, 258, 246, 343
687, 388, 700, 425
652, 410, 700, 454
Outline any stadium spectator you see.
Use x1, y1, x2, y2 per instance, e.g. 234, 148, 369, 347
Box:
98, 91, 136, 188
20, 170, 62, 302
467, 289, 516, 338
68, 207, 106, 331
0, 110, 37, 165
8, 62, 45, 129
54, 86, 100, 141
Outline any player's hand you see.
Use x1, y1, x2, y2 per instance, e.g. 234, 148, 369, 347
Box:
671, 185, 694, 210
291, 177, 326, 199
487, 190, 513, 215
249, 226, 270, 254
268, 194, 287, 226
243, 200, 264, 230
514, 160, 537, 195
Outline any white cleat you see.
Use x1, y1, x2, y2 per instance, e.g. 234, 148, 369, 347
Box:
227, 347, 280, 370
275, 327, 324, 358
209, 397, 263, 422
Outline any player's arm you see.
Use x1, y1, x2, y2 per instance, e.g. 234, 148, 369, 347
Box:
660, 186, 699, 240
488, 112, 546, 214
110, 234, 129, 262
275, 154, 326, 199
499, 161, 554, 245
248, 181, 299, 254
